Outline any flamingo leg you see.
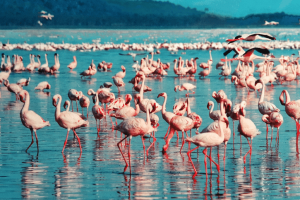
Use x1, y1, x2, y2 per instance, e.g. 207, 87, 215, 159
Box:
223, 142, 227, 161
164, 126, 170, 140
71, 101, 74, 112
26, 129, 34, 152
162, 128, 175, 153
176, 130, 179, 140
146, 134, 156, 156
96, 119, 99, 136
276, 128, 279, 144
73, 130, 82, 152
117, 135, 129, 173
76, 100, 78, 112
270, 127, 274, 146
180, 130, 185, 153
243, 138, 251, 164
204, 147, 220, 172
141, 135, 146, 157
296, 120, 299, 154
203, 148, 208, 176
62, 129, 70, 153
128, 136, 132, 174
187, 146, 200, 178
34, 129, 39, 153
86, 107, 89, 118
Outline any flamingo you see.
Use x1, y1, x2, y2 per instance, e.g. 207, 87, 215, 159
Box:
109, 94, 140, 120
238, 101, 260, 164
19, 90, 50, 152
115, 103, 157, 173
279, 90, 300, 153
34, 81, 51, 91
198, 65, 212, 79
115, 65, 126, 79
186, 114, 228, 178
107, 94, 131, 114
68, 89, 81, 112
186, 98, 202, 133
262, 112, 283, 143
38, 54, 50, 73
3, 80, 22, 100
255, 79, 280, 131
112, 76, 125, 93
133, 76, 152, 92
157, 92, 178, 139
135, 73, 162, 113
199, 50, 212, 68
17, 77, 30, 87
226, 33, 276, 43
50, 53, 60, 73
79, 92, 90, 117
207, 101, 221, 120
92, 91, 105, 135
212, 90, 227, 106
52, 94, 89, 152
173, 100, 187, 116
67, 56, 77, 71
174, 83, 196, 97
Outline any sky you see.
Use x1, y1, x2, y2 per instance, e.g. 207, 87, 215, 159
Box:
158, 0, 300, 17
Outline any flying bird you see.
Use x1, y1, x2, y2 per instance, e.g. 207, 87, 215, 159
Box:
226, 33, 276, 43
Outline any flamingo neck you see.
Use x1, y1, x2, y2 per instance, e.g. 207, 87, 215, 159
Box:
209, 102, 214, 115
66, 101, 70, 111
161, 95, 167, 114
146, 104, 151, 126
134, 99, 140, 115
95, 92, 99, 105
139, 77, 145, 100
218, 118, 225, 141
259, 81, 265, 103
21, 91, 30, 114
187, 98, 191, 115
209, 51, 212, 61
284, 90, 291, 104
55, 95, 62, 120
45, 55, 48, 64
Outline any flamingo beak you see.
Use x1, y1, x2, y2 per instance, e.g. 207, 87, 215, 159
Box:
207, 102, 210, 110
52, 98, 57, 107
20, 95, 25, 103
157, 93, 163, 98
63, 102, 67, 109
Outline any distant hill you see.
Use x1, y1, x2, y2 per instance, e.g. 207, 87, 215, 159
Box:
0, 0, 299, 28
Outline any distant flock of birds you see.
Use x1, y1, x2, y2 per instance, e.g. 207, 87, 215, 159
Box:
37, 10, 54, 26
2, 32, 300, 179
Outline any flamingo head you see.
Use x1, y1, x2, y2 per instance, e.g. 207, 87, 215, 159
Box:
279, 90, 286, 105
239, 101, 247, 116
173, 59, 177, 63
194, 115, 202, 128
125, 94, 132, 105
174, 85, 179, 92
151, 103, 157, 113
224, 99, 232, 114
157, 92, 166, 98
63, 101, 69, 110
19, 90, 26, 103
212, 91, 217, 99
261, 114, 270, 124
121, 65, 126, 72
87, 89, 95, 96
52, 95, 59, 107
47, 84, 51, 89
3, 79, 9, 87
207, 101, 213, 110
77, 91, 83, 99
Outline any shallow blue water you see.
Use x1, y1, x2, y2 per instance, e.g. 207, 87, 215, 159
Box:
0, 29, 300, 199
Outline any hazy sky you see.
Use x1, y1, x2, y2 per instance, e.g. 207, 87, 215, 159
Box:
159, 0, 299, 17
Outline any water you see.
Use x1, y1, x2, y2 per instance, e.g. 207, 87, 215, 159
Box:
0, 29, 300, 199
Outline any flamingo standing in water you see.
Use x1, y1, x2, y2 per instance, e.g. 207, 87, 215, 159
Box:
52, 94, 89, 152
115, 103, 157, 173
67, 56, 77, 71
92, 91, 105, 135
3, 80, 22, 100
79, 92, 90, 117
112, 76, 125, 93
255, 79, 280, 132
34, 81, 51, 91
68, 89, 81, 112
174, 83, 196, 97
279, 90, 300, 153
186, 114, 229, 178
110, 94, 140, 120
238, 101, 260, 164
19, 90, 50, 152
262, 112, 283, 144
157, 92, 177, 139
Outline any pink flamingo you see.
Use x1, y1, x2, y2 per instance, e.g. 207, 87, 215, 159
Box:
255, 79, 280, 131
107, 94, 131, 114
162, 112, 195, 153
262, 112, 283, 143
115, 65, 126, 79
174, 83, 196, 97
92, 92, 105, 135
3, 80, 22, 100
207, 101, 221, 120
173, 100, 187, 116
279, 90, 300, 153
238, 101, 260, 164
52, 94, 89, 152
19, 90, 50, 152
226, 33, 276, 43
67, 56, 77, 71
78, 92, 90, 117
112, 76, 125, 93
157, 92, 179, 139
212, 90, 227, 105
34, 81, 51, 91
17, 77, 30, 87
68, 89, 80, 112
186, 114, 229, 178
115, 103, 156, 173
186, 98, 202, 133
198, 65, 212, 79
109, 94, 140, 120
133, 76, 152, 92
199, 50, 213, 68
